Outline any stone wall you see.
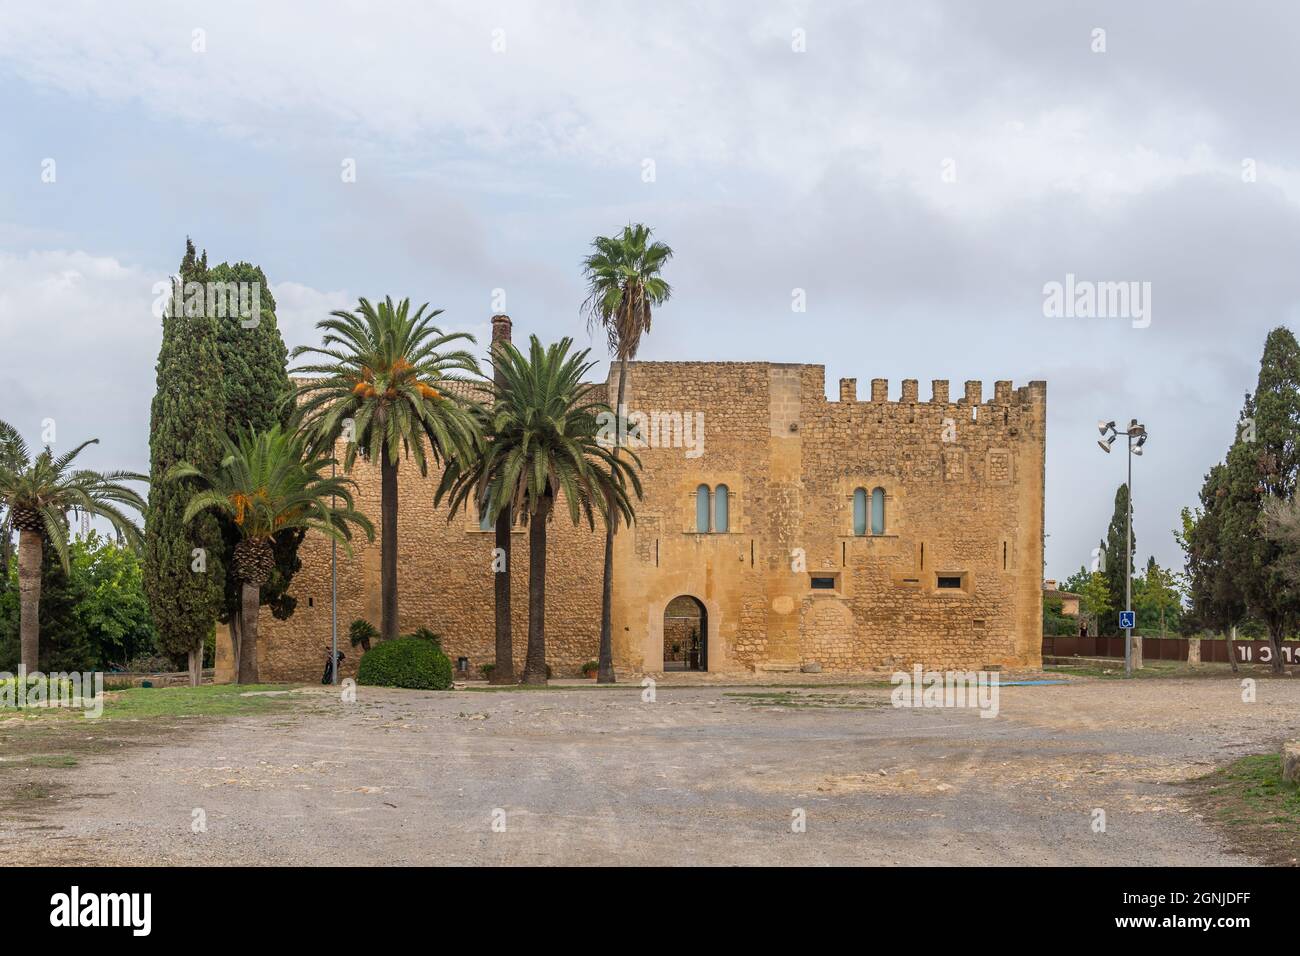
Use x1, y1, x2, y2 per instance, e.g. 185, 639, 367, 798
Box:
238, 349, 1045, 682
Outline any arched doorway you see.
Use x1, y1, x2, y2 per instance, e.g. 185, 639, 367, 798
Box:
663, 595, 707, 672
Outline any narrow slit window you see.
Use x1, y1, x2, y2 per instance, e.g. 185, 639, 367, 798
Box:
811, 576, 837, 590
937, 575, 963, 589
695, 484, 711, 533
871, 487, 886, 535
714, 484, 729, 533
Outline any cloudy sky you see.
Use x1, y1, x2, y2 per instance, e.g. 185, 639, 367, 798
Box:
1, 0, 1297, 580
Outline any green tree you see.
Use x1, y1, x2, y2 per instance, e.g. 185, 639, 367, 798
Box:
580, 224, 672, 684
143, 239, 228, 670
1078, 572, 1112, 638
290, 297, 480, 641
169, 425, 373, 683
0, 421, 146, 671
1102, 483, 1134, 633
1042, 594, 1076, 636
1183, 464, 1247, 669
1061, 565, 1091, 596
0, 531, 157, 671
208, 259, 304, 679
436, 336, 642, 685
1217, 327, 1300, 673
1135, 556, 1182, 637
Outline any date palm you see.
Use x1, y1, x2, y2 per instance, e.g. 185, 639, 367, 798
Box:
581, 224, 672, 682
169, 424, 373, 683
436, 336, 641, 684
0, 419, 146, 671
290, 296, 480, 641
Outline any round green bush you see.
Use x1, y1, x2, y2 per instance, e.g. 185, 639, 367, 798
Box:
356, 637, 454, 690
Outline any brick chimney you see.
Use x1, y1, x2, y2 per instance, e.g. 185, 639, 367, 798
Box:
490, 315, 511, 390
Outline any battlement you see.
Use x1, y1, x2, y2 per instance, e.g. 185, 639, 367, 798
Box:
836, 377, 1045, 407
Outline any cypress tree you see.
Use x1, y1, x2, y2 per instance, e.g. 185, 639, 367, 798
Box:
1102, 483, 1133, 633
207, 261, 303, 666
1218, 327, 1300, 673
142, 239, 227, 670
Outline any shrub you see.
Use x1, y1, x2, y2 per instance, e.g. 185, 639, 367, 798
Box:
581, 660, 599, 676
479, 662, 495, 679
356, 637, 453, 690
403, 627, 443, 648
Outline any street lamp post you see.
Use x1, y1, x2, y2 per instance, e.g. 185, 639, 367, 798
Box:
331, 458, 338, 685
1097, 418, 1147, 678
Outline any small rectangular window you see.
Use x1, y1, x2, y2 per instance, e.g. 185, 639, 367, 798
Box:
810, 576, 837, 590
936, 575, 963, 589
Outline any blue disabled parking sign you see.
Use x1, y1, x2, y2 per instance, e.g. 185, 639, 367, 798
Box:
1119, 610, 1135, 629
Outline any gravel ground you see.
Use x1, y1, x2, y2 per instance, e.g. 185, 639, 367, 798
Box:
3, 676, 1298, 866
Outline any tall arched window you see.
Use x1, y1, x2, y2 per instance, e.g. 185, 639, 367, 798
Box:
871, 487, 886, 535
695, 484, 712, 532
852, 488, 868, 536
713, 484, 730, 533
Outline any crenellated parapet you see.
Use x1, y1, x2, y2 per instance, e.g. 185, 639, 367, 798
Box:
832, 376, 1046, 408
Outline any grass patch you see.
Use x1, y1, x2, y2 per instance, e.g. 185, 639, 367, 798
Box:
1192, 753, 1300, 866
3, 683, 298, 722
1045, 660, 1285, 680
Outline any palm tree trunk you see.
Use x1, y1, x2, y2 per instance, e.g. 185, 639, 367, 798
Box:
228, 616, 242, 683
523, 497, 551, 685
492, 506, 515, 683
597, 359, 628, 684
238, 582, 259, 684
17, 529, 42, 672
380, 443, 399, 641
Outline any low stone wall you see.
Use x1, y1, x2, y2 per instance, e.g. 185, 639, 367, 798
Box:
104, 669, 215, 688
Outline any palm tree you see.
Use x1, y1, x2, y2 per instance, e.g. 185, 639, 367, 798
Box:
437, 336, 641, 684
580, 224, 672, 683
169, 424, 373, 683
349, 618, 378, 653
290, 297, 480, 641
0, 420, 147, 671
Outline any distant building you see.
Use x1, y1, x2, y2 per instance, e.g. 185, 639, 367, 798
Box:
1042, 579, 1080, 617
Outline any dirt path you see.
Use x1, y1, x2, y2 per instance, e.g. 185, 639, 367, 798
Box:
2, 677, 1297, 865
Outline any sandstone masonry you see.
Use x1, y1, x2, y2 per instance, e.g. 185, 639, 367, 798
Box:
225, 332, 1046, 682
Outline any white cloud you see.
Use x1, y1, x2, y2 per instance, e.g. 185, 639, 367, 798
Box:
4, 0, 1296, 213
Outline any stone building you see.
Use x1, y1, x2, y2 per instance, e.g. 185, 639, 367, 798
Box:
224, 316, 1046, 682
